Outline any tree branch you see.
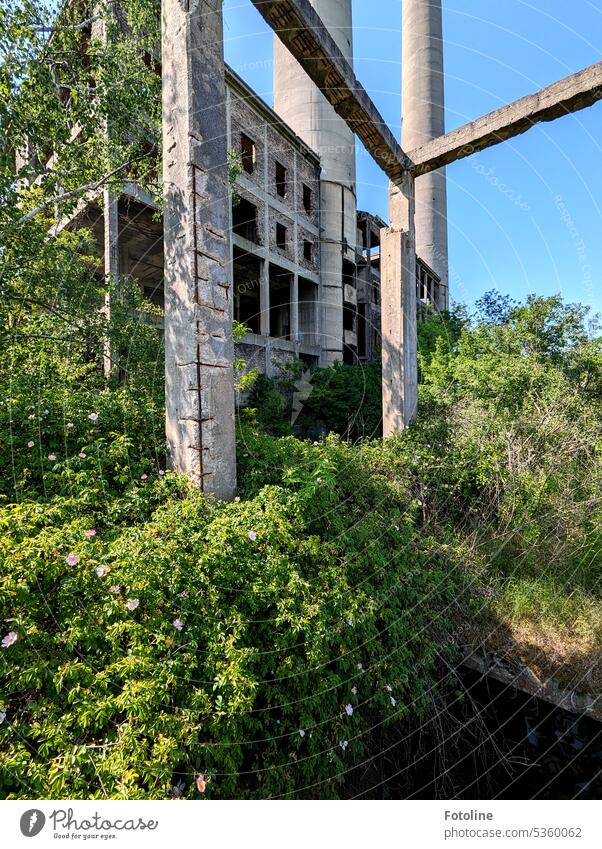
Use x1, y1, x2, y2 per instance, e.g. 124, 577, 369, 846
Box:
18, 149, 156, 224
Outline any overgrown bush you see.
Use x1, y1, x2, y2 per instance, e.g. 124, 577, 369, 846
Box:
0, 428, 464, 799
297, 361, 383, 440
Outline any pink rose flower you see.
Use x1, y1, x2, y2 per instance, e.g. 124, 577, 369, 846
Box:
1, 632, 18, 648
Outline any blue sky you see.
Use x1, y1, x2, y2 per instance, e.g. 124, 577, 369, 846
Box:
223, 0, 602, 315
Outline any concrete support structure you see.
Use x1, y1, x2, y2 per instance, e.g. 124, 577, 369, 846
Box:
410, 60, 602, 176
162, 0, 236, 500
273, 0, 357, 364
102, 188, 119, 376
402, 0, 448, 311
381, 173, 417, 434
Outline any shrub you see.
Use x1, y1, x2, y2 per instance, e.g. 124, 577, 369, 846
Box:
0, 430, 464, 799
298, 361, 382, 440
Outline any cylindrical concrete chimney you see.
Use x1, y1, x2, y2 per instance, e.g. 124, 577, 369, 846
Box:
402, 0, 449, 310
274, 0, 357, 364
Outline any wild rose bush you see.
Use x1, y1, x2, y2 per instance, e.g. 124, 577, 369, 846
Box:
0, 429, 463, 799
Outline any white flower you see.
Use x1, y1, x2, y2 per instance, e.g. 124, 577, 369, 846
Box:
27, 440, 35, 448
1, 632, 18, 648
0, 711, 6, 724
126, 598, 140, 611
390, 696, 397, 707
248, 530, 257, 542
173, 618, 184, 631
88, 412, 99, 421
28, 414, 35, 420
351, 686, 357, 695
339, 739, 348, 750
345, 704, 353, 716
347, 619, 354, 626
357, 662, 363, 671
299, 729, 305, 737
385, 685, 392, 692
95, 565, 108, 578
67, 422, 74, 428
43, 409, 49, 415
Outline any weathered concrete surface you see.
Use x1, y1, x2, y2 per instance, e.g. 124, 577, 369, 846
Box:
381, 172, 418, 435
252, 0, 409, 182
274, 0, 357, 366
162, 0, 236, 500
102, 188, 119, 377
402, 0, 448, 309
410, 60, 602, 176
464, 652, 602, 723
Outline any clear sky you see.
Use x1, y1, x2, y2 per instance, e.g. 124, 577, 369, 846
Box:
223, 0, 602, 315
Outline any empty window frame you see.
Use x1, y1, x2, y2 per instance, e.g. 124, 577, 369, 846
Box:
302, 183, 312, 213
240, 133, 256, 174
232, 198, 259, 243
275, 161, 287, 197
303, 240, 313, 262
276, 222, 287, 251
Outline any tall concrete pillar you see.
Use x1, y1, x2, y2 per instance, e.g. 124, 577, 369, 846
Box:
273, 0, 357, 364
402, 0, 449, 310
162, 0, 237, 500
382, 172, 418, 435
102, 188, 119, 377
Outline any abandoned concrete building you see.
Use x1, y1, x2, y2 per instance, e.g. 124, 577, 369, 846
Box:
71, 62, 443, 379
58, 0, 446, 383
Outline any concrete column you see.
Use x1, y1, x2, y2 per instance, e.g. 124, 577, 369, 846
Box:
162, 0, 236, 500
382, 172, 418, 434
260, 121, 271, 338
402, 0, 448, 310
273, 0, 357, 365
260, 259, 270, 336
291, 273, 299, 341
102, 188, 119, 377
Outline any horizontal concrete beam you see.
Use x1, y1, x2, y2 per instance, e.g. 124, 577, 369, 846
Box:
463, 652, 602, 723
410, 61, 602, 176
250, 0, 410, 181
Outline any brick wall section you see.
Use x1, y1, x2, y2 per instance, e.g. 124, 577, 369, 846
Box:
296, 159, 320, 228
268, 210, 295, 261
298, 224, 319, 274
229, 91, 266, 193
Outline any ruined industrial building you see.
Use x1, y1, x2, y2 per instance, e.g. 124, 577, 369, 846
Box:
66, 46, 444, 379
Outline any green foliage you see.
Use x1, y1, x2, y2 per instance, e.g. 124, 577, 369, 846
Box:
407, 293, 602, 679
246, 374, 291, 436
299, 361, 383, 440
0, 428, 463, 799
228, 149, 243, 206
